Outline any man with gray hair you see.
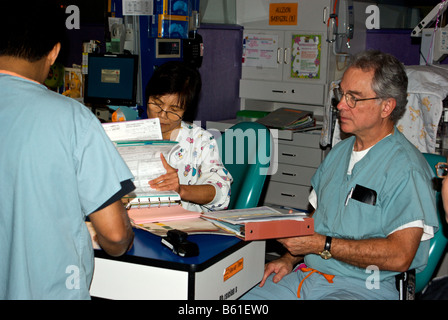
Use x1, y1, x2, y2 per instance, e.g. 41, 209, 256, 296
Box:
242, 50, 438, 300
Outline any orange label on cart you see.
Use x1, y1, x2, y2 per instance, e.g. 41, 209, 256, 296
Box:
224, 258, 244, 282
269, 3, 298, 25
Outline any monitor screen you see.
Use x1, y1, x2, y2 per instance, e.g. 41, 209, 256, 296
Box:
84, 54, 139, 106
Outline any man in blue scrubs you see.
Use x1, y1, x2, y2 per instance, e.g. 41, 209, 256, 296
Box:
242, 50, 439, 300
0, 3, 135, 299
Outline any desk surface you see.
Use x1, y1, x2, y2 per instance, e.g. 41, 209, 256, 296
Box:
95, 228, 245, 273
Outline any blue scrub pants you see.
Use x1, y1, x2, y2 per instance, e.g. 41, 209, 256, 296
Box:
240, 268, 399, 300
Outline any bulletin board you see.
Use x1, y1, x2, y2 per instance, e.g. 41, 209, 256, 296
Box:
242, 34, 279, 69
290, 34, 321, 79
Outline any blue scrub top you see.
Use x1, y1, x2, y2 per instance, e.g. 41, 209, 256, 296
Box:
306, 128, 439, 281
0, 73, 133, 299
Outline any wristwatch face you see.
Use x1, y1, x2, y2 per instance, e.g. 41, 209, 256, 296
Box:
320, 250, 332, 260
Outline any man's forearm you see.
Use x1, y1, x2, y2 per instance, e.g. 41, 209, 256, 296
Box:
279, 227, 423, 272
324, 228, 423, 272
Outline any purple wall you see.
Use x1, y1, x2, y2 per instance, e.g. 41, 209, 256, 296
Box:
366, 29, 448, 65
195, 24, 243, 124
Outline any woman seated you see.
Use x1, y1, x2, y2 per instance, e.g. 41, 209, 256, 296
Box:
146, 61, 232, 212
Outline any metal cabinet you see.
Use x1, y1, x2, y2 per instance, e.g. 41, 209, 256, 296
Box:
240, 28, 334, 106
264, 131, 325, 210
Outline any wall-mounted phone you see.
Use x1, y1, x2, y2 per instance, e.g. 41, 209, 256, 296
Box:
183, 31, 203, 69
327, 0, 354, 56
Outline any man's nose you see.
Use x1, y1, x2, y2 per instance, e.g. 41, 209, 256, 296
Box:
336, 96, 349, 111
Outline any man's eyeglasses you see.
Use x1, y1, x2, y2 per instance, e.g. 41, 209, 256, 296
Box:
147, 103, 183, 121
435, 162, 448, 178
333, 87, 381, 109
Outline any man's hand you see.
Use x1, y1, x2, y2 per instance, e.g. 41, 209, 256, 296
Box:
277, 233, 326, 256
259, 254, 301, 287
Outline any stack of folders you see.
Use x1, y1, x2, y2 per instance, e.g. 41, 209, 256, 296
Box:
202, 206, 314, 241
256, 108, 315, 131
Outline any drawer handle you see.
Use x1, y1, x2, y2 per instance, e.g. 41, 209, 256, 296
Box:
281, 153, 296, 157
282, 172, 296, 177
272, 90, 286, 93
281, 193, 296, 197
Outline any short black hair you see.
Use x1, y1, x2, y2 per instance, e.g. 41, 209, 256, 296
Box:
0, 2, 66, 62
145, 61, 202, 122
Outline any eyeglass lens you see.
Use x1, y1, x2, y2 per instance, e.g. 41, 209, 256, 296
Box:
149, 104, 181, 120
333, 88, 354, 108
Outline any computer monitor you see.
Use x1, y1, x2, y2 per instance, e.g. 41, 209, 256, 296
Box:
84, 53, 139, 106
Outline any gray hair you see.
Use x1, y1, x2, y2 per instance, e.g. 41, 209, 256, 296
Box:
348, 50, 408, 123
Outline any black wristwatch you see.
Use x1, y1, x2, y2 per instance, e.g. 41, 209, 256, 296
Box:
319, 236, 332, 260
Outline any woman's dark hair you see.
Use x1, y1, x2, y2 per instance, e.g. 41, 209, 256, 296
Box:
0, 2, 66, 62
145, 61, 202, 122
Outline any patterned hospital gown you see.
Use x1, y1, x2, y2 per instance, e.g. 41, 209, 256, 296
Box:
167, 121, 232, 212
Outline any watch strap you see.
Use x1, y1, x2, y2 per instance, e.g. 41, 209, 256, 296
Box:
324, 236, 332, 251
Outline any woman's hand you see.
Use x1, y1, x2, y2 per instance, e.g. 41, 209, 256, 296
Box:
148, 153, 216, 205
148, 153, 180, 193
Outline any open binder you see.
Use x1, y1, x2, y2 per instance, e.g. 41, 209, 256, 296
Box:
123, 192, 200, 224
103, 119, 200, 225
202, 206, 314, 241
115, 140, 202, 224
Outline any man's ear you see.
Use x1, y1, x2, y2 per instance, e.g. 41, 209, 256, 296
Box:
47, 43, 61, 66
381, 98, 397, 119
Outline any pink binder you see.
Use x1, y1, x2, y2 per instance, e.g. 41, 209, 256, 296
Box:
128, 205, 201, 224
242, 217, 314, 240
